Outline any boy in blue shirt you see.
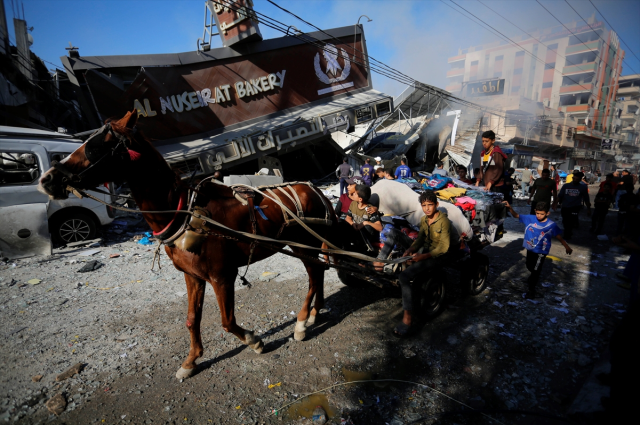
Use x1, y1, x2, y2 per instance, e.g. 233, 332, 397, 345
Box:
504, 201, 573, 299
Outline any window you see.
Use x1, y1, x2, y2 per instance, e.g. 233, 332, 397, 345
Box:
0, 151, 41, 185
556, 124, 562, 137
514, 68, 523, 75
544, 62, 555, 70
547, 43, 558, 52
515, 51, 525, 57
495, 55, 504, 61
470, 60, 479, 66
577, 118, 586, 125
542, 82, 553, 88
511, 86, 520, 92
567, 127, 574, 138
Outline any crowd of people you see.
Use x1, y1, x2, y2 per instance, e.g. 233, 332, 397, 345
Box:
332, 129, 638, 420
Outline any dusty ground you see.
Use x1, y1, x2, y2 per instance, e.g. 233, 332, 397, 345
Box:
0, 195, 631, 425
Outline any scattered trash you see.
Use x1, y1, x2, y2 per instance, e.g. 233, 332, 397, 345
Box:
264, 378, 270, 387
560, 329, 570, 334
76, 249, 101, 257
493, 301, 503, 308
127, 342, 137, 349
56, 362, 85, 381
312, 405, 327, 425
526, 299, 541, 304
546, 255, 562, 262
120, 352, 127, 358
27, 278, 41, 285
559, 300, 569, 307
578, 270, 598, 277
259, 271, 280, 282
499, 332, 515, 339
596, 235, 609, 241
507, 301, 519, 306
550, 317, 557, 323
77, 260, 103, 273
541, 282, 554, 288
109, 254, 120, 258
137, 232, 154, 246
267, 382, 281, 389
31, 375, 43, 382
45, 393, 67, 415
489, 321, 504, 328
175, 291, 187, 297
554, 307, 569, 314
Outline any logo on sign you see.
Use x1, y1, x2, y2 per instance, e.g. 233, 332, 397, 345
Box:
314, 44, 351, 84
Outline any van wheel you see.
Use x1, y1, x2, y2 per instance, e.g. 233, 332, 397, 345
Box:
420, 275, 446, 319
51, 212, 97, 244
467, 253, 489, 295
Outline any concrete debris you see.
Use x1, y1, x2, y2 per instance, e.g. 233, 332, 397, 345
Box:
77, 260, 103, 273
56, 363, 85, 382
45, 393, 67, 415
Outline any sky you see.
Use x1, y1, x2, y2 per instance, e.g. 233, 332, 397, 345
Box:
4, 0, 640, 98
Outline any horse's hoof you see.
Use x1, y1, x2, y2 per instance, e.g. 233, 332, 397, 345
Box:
176, 367, 196, 380
294, 320, 307, 341
250, 340, 264, 354
306, 314, 317, 326
293, 330, 306, 341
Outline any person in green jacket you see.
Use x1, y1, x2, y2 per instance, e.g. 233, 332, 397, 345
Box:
394, 191, 455, 338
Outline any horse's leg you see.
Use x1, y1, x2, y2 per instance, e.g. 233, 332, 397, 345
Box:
211, 269, 264, 354
292, 250, 325, 341
176, 274, 206, 380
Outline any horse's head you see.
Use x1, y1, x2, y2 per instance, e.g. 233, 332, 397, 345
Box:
39, 110, 144, 200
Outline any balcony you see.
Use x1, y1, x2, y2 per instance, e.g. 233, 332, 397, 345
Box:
571, 148, 602, 159
617, 86, 640, 97
562, 61, 597, 75
446, 68, 465, 77
565, 104, 590, 113
560, 83, 593, 94
448, 54, 466, 63
565, 40, 601, 56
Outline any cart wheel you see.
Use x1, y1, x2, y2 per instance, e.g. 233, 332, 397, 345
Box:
337, 269, 369, 288
467, 252, 489, 295
420, 274, 446, 319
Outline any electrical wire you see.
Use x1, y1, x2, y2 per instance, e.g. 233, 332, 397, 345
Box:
535, 0, 612, 72
563, 0, 639, 75
266, 378, 507, 425
237, 0, 586, 135
588, 0, 640, 65
445, 0, 601, 95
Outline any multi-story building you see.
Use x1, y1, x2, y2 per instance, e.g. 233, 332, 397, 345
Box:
615, 74, 640, 171
445, 15, 625, 173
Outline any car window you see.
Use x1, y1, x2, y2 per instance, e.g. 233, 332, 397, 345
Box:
0, 151, 41, 186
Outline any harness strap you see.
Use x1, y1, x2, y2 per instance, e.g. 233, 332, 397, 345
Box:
152, 191, 188, 240
286, 185, 305, 219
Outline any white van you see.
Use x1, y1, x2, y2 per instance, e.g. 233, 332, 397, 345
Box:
0, 126, 115, 259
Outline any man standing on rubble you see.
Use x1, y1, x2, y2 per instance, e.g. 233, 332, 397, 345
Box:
336, 157, 354, 195
558, 171, 591, 240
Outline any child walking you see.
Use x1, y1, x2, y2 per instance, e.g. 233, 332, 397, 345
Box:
504, 201, 573, 299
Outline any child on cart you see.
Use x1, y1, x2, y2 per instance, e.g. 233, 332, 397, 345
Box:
503, 201, 573, 299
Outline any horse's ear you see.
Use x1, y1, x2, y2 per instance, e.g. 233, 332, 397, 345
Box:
125, 109, 138, 128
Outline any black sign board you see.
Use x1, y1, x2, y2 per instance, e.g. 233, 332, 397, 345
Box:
466, 79, 505, 97
355, 106, 373, 123
601, 138, 613, 150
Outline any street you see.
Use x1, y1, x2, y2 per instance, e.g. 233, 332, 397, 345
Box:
0, 196, 630, 425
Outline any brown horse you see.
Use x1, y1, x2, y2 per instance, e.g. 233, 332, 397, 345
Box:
38, 111, 335, 379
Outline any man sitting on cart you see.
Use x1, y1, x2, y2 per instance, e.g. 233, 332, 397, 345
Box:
393, 191, 453, 338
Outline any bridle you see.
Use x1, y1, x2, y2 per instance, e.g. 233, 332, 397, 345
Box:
51, 123, 136, 185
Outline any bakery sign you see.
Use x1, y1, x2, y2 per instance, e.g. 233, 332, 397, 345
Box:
132, 70, 287, 118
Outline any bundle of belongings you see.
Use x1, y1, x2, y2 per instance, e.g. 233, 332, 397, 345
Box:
368, 178, 506, 247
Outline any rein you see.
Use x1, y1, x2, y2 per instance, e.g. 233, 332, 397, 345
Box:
66, 185, 407, 266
